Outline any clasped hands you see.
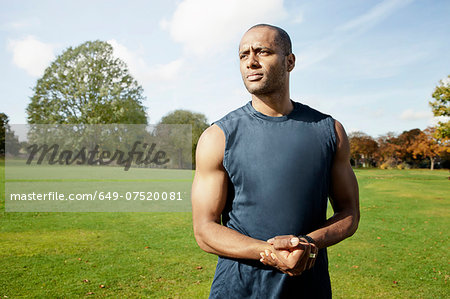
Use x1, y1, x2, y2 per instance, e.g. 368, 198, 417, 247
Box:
259, 235, 318, 276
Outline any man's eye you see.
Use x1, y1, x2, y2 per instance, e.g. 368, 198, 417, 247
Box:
240, 54, 247, 59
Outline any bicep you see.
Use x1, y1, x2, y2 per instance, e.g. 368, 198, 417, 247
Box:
329, 120, 359, 213
191, 125, 228, 227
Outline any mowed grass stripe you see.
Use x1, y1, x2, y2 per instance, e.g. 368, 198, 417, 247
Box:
6, 179, 192, 182
0, 162, 448, 298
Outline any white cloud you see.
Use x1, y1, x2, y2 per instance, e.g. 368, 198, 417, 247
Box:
400, 109, 433, 121
159, 18, 169, 30
7, 36, 55, 77
107, 39, 183, 84
151, 59, 184, 81
163, 0, 287, 55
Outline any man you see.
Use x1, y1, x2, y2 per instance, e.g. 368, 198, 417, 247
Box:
191, 24, 360, 298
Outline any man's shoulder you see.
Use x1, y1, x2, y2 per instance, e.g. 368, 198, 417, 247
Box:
211, 102, 250, 127
296, 101, 334, 123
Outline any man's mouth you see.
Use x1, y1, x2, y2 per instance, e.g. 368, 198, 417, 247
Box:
247, 73, 263, 81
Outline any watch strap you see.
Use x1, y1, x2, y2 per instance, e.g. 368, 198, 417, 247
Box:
299, 235, 316, 244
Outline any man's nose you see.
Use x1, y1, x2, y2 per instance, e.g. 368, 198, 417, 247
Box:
247, 53, 260, 69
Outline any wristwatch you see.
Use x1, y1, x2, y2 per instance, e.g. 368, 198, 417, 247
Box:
298, 235, 316, 244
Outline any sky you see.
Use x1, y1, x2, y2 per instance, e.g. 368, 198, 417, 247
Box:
1, 0, 449, 138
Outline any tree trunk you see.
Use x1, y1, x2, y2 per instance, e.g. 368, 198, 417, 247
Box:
430, 157, 435, 170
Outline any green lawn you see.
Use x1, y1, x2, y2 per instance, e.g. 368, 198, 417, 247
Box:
1, 162, 448, 298
328, 169, 449, 298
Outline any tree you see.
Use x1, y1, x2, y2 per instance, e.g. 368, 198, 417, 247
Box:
0, 113, 20, 156
408, 127, 449, 170
397, 128, 422, 167
429, 75, 450, 139
0, 113, 7, 155
157, 110, 209, 168
376, 132, 402, 168
27, 40, 147, 124
348, 131, 378, 167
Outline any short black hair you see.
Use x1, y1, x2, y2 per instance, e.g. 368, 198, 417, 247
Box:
247, 24, 292, 55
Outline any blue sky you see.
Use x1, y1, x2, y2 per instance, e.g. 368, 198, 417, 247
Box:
1, 0, 449, 137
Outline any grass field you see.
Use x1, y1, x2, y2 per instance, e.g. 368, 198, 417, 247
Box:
0, 160, 448, 298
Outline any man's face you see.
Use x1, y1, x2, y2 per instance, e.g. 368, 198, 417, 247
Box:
239, 27, 292, 96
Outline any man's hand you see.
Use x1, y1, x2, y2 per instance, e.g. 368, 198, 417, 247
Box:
259, 235, 318, 276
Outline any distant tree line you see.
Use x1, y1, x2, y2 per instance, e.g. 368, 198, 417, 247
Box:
349, 75, 449, 170
349, 127, 449, 170
1, 39, 448, 172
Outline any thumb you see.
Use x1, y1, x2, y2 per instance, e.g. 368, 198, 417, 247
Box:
290, 237, 300, 246
273, 237, 300, 250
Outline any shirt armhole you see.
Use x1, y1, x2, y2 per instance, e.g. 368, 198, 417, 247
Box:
211, 121, 229, 172
328, 117, 337, 155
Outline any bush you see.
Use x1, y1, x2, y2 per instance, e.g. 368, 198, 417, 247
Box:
379, 162, 389, 169
396, 162, 411, 170
379, 158, 398, 169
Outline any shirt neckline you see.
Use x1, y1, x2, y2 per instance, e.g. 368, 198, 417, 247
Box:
245, 100, 300, 122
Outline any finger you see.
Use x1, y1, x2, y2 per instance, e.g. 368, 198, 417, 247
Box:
278, 268, 293, 276
309, 245, 319, 269
264, 250, 274, 264
260, 252, 275, 266
289, 270, 302, 276
305, 249, 314, 269
286, 268, 302, 276
305, 244, 318, 269
270, 253, 285, 267
285, 248, 303, 269
260, 252, 266, 263
277, 245, 306, 270
270, 252, 291, 272
276, 249, 291, 260
309, 258, 316, 269
297, 243, 311, 272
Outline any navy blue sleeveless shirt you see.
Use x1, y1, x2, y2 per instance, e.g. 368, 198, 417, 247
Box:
210, 100, 336, 299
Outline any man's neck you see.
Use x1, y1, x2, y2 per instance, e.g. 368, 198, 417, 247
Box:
250, 92, 293, 117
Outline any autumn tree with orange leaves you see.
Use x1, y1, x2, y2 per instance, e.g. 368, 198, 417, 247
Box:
408, 127, 450, 170
349, 131, 378, 167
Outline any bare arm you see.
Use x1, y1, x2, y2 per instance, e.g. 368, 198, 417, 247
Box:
307, 120, 360, 249
191, 124, 271, 260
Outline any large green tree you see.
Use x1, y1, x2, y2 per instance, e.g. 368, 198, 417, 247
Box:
27, 40, 147, 124
429, 75, 449, 139
157, 110, 209, 168
0, 113, 8, 155
0, 113, 20, 155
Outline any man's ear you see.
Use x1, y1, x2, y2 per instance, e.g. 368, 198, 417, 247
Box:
286, 53, 296, 72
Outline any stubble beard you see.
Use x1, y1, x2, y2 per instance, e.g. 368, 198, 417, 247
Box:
243, 65, 287, 96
